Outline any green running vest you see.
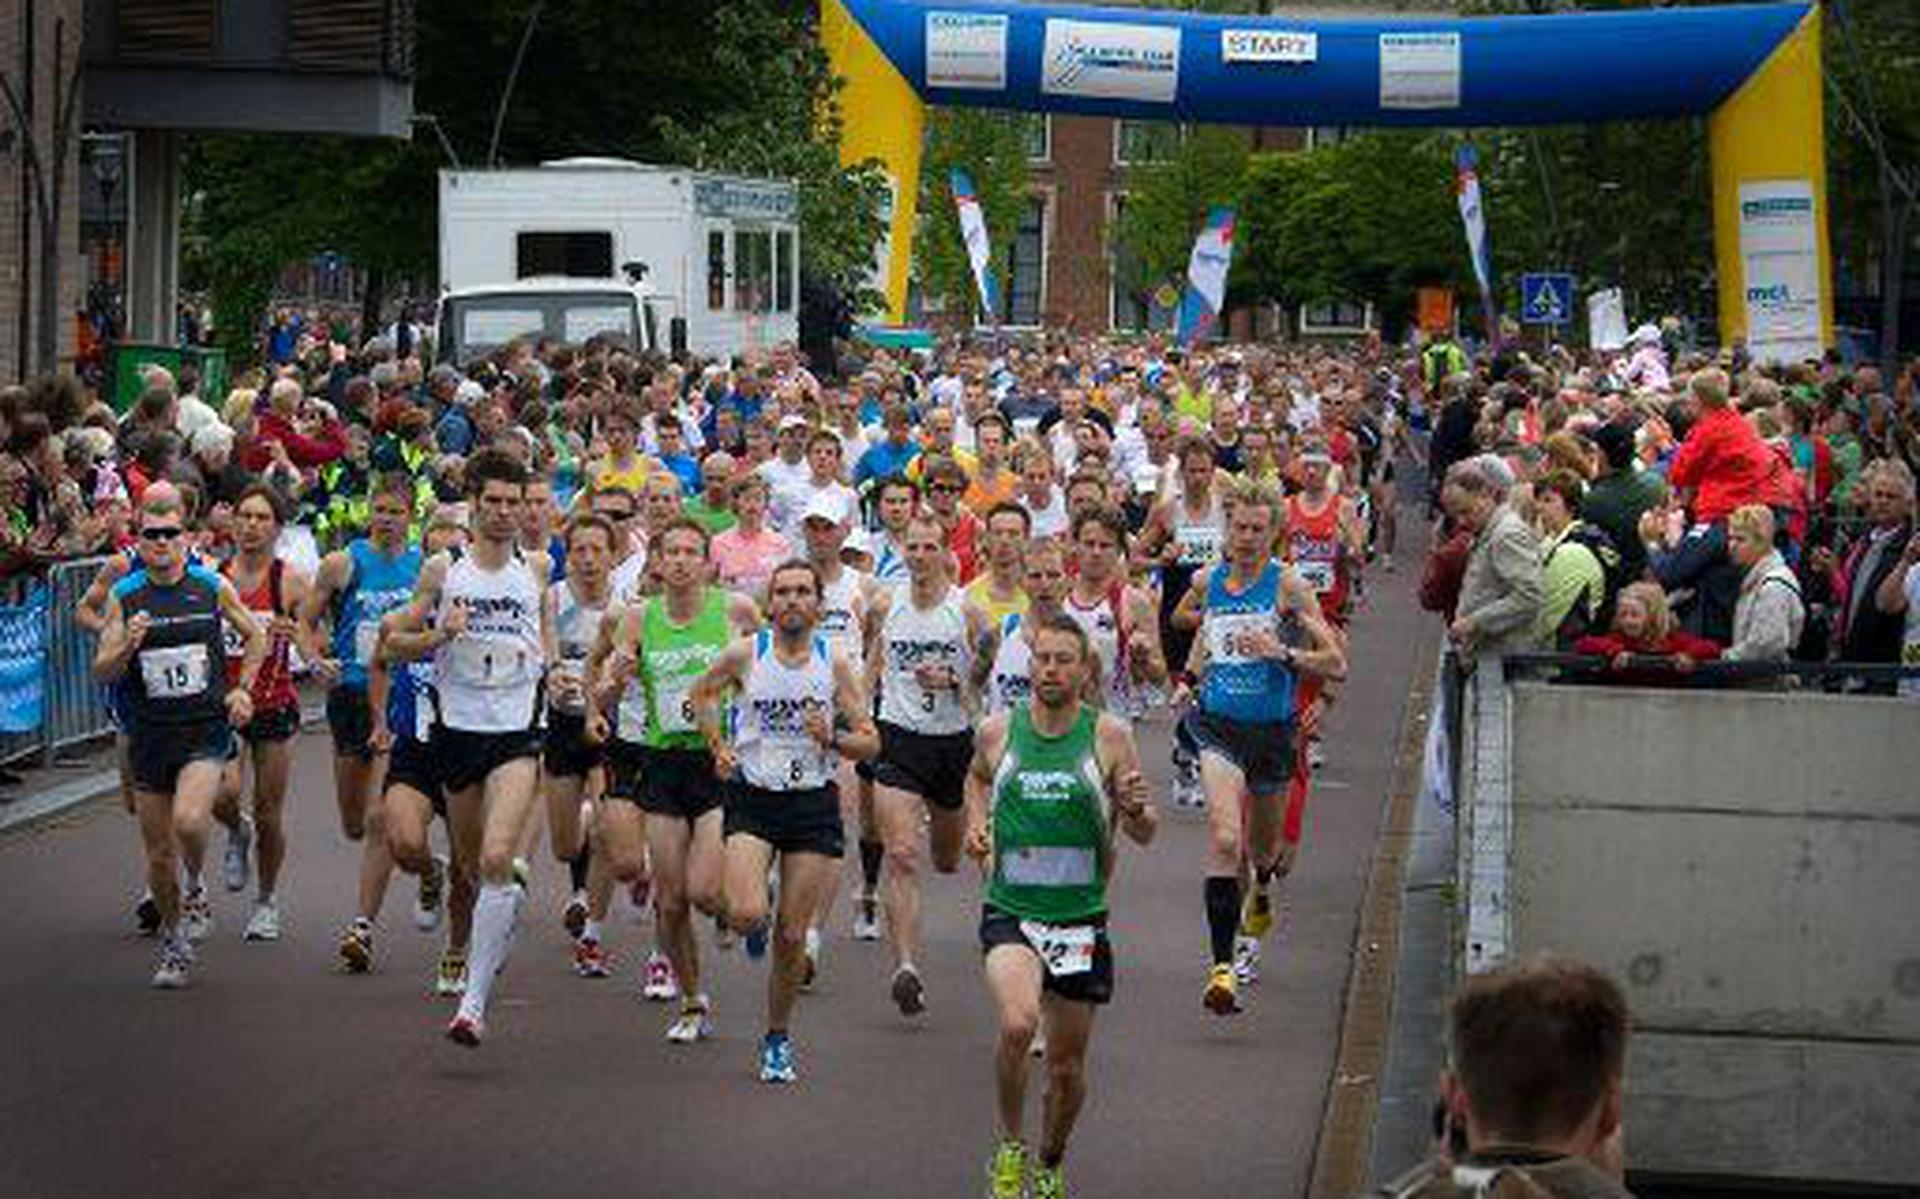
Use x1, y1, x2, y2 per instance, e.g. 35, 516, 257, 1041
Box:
987, 704, 1110, 924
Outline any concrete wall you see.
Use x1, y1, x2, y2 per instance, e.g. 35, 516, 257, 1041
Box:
1503, 682, 1920, 1188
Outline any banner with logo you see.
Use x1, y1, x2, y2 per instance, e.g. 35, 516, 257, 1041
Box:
1042, 19, 1181, 104
1176, 206, 1236, 346
0, 584, 47, 734
949, 168, 1002, 323
1454, 142, 1497, 344
1738, 180, 1823, 364
925, 10, 1008, 92
1587, 287, 1628, 351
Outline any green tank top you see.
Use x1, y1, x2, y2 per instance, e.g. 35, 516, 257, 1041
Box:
638, 588, 731, 749
987, 704, 1110, 924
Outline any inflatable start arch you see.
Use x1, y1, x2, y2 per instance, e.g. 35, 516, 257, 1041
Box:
822, 0, 1829, 358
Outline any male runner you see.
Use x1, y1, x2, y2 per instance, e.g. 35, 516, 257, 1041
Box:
390, 448, 555, 1046
864, 513, 992, 1017
975, 538, 1071, 716
589, 516, 759, 1038
965, 502, 1032, 628
1064, 506, 1167, 713
302, 474, 435, 970
966, 614, 1157, 1199
544, 514, 615, 942
95, 488, 267, 987
693, 560, 878, 1082
1174, 481, 1345, 1015
217, 485, 311, 941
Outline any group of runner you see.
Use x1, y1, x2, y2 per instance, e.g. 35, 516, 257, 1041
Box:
81, 336, 1397, 1198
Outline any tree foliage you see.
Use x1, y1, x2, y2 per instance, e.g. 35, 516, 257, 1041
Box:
911, 109, 1032, 324
1110, 126, 1249, 310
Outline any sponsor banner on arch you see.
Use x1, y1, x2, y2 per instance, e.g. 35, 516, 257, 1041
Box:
1738, 179, 1823, 364
1042, 19, 1181, 104
926, 10, 1008, 91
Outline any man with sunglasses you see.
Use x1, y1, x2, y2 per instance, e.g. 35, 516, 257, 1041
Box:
95, 489, 269, 989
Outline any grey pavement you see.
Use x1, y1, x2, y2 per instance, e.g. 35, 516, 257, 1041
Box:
0, 550, 1436, 1199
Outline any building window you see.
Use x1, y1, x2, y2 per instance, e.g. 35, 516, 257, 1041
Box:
1307, 127, 1349, 151
1108, 194, 1177, 333
1298, 300, 1376, 334
707, 230, 728, 311
775, 230, 796, 313
1024, 114, 1051, 163
735, 229, 774, 313
1115, 120, 1184, 165
997, 195, 1047, 327
516, 231, 613, 280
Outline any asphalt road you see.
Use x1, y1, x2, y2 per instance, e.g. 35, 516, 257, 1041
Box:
0, 551, 1436, 1199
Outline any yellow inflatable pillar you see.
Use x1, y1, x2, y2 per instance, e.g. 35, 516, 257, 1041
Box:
822, 0, 925, 324
1709, 5, 1832, 357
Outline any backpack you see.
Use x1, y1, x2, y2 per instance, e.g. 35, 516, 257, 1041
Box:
1547, 523, 1627, 647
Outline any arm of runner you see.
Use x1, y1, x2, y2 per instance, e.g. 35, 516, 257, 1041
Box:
828, 650, 880, 763
1097, 712, 1157, 848
1283, 574, 1348, 681
1132, 502, 1172, 568
75, 555, 130, 636
969, 619, 1003, 694
692, 637, 753, 780
367, 620, 396, 752
532, 552, 558, 669
298, 549, 351, 683
727, 593, 765, 635
382, 553, 454, 663
1125, 586, 1168, 687
959, 599, 992, 707
215, 578, 267, 727
862, 587, 891, 709
1171, 564, 1212, 633
963, 712, 1010, 864
92, 591, 140, 680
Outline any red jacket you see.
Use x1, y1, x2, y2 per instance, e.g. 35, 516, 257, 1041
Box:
241, 410, 347, 472
1573, 630, 1722, 686
1666, 407, 1777, 524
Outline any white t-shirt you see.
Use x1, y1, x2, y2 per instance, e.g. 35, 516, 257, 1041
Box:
758, 455, 813, 534
1901, 564, 1920, 700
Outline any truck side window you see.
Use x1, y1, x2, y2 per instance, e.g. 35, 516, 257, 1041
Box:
707, 231, 727, 311
517, 231, 613, 279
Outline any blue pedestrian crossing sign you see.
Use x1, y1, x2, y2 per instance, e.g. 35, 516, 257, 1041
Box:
1520, 273, 1574, 326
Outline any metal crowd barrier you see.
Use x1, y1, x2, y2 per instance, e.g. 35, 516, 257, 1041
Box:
0, 556, 116, 769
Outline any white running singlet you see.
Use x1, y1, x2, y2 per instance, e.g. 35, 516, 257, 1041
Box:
736, 632, 838, 791
985, 613, 1032, 715
434, 550, 544, 733
877, 587, 971, 734
547, 580, 606, 716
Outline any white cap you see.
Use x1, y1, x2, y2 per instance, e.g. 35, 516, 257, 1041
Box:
454, 380, 487, 406
1630, 323, 1662, 346
801, 491, 849, 526
778, 414, 811, 433
842, 528, 875, 559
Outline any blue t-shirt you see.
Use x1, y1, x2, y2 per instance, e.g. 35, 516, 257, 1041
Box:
855, 439, 921, 490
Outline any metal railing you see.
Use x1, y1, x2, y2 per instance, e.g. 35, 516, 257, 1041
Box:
0, 556, 118, 768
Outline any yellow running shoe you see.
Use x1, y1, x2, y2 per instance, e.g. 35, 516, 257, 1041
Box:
1031, 1160, 1067, 1199
1240, 884, 1274, 938
987, 1140, 1027, 1199
1203, 963, 1241, 1016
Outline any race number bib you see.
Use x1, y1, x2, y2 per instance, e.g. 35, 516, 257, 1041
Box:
655, 673, 699, 735
447, 637, 527, 688
140, 644, 210, 699
1205, 613, 1269, 665
1296, 559, 1336, 592
1021, 920, 1095, 978
223, 620, 248, 660
353, 620, 381, 667
1176, 523, 1221, 566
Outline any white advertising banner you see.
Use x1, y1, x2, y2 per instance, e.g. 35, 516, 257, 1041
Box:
1738, 180, 1824, 365
1042, 19, 1181, 104
1588, 287, 1627, 352
1221, 28, 1317, 65
1380, 31, 1461, 110
926, 11, 1008, 91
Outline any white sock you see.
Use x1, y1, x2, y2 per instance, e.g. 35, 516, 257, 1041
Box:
582, 918, 602, 944
460, 882, 521, 1022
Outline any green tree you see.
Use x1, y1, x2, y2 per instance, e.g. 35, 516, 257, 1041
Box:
911, 109, 1032, 324
1111, 125, 1250, 314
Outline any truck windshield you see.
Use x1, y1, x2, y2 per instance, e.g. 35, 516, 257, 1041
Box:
438, 291, 640, 364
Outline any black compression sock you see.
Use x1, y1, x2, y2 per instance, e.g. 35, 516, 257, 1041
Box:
568, 844, 590, 892
1205, 876, 1242, 966
859, 838, 884, 889
1255, 863, 1274, 889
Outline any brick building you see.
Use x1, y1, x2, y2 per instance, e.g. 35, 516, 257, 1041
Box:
1, 0, 85, 381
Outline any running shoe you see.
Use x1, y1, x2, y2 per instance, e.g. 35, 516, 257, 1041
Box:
641, 951, 679, 1002
801, 926, 821, 989
1203, 963, 1242, 1016
511, 856, 531, 893
435, 948, 468, 998
223, 818, 254, 893
891, 964, 927, 1017
758, 1032, 796, 1084
1307, 739, 1326, 771
562, 890, 589, 940
665, 996, 713, 1045
851, 890, 881, 942
1030, 1161, 1068, 1199
244, 899, 281, 942
413, 854, 446, 933
743, 921, 769, 961
713, 912, 736, 951
574, 936, 610, 979
1233, 934, 1261, 986
151, 934, 193, 990
1030, 1029, 1046, 1058
1241, 884, 1275, 939
988, 1140, 1028, 1199
446, 1013, 483, 1048
181, 888, 214, 944
339, 917, 374, 974
134, 891, 161, 938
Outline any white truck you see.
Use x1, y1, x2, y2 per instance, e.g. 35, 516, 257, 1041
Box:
435, 158, 801, 365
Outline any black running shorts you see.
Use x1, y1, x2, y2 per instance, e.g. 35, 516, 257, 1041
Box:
723, 781, 843, 858
541, 710, 605, 780
871, 722, 973, 811
385, 738, 447, 817
326, 685, 375, 760
979, 905, 1114, 1006
130, 723, 235, 796
434, 726, 543, 793
1184, 709, 1295, 796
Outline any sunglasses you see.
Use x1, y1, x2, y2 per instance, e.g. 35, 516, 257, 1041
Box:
928, 484, 963, 495
141, 526, 186, 542
596, 509, 637, 522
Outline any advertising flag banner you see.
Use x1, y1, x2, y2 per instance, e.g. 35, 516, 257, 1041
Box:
949, 167, 1002, 322
1176, 206, 1236, 346
1454, 143, 1497, 342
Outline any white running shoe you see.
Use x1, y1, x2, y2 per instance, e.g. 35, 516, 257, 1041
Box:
665, 997, 713, 1044
413, 854, 447, 932
181, 888, 214, 944
151, 934, 192, 989
802, 926, 822, 991
641, 952, 679, 1002
244, 899, 281, 942
1234, 934, 1262, 986
851, 890, 881, 942
223, 819, 254, 893
1307, 739, 1326, 771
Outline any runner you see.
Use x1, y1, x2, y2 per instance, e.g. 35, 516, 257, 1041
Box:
391, 447, 555, 1047
302, 474, 433, 971
544, 514, 616, 945
588, 516, 760, 1038
975, 538, 1072, 716
216, 485, 310, 942
1064, 505, 1167, 714
94, 488, 268, 987
692, 559, 879, 1082
1173, 481, 1345, 1016
966, 613, 1157, 1199
867, 475, 918, 587
864, 513, 992, 1018
965, 502, 1033, 628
